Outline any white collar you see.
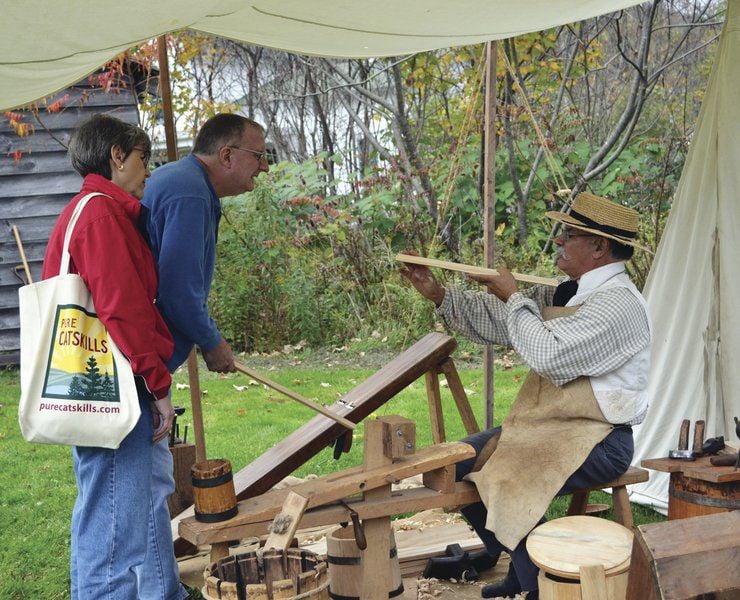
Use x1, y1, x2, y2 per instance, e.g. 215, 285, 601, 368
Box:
565, 262, 626, 305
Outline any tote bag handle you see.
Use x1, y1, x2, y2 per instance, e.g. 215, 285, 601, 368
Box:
59, 193, 111, 276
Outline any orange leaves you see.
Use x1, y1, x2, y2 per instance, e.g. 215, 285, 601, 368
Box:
45, 94, 69, 113
4, 111, 34, 137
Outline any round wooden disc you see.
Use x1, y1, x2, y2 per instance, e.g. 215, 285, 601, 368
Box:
526, 516, 633, 579
584, 503, 610, 516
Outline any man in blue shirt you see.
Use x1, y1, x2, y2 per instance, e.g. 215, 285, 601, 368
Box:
138, 113, 269, 597
144, 113, 269, 372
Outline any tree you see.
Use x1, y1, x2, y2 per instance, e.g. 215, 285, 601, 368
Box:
100, 373, 117, 401
83, 356, 103, 399
67, 375, 86, 399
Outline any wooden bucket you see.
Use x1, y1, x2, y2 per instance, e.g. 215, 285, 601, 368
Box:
326, 526, 403, 599
192, 459, 238, 523
202, 548, 329, 600
668, 472, 740, 519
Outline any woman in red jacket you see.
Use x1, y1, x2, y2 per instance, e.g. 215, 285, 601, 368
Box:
43, 114, 187, 599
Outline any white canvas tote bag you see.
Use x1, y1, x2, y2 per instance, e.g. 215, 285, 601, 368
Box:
18, 193, 141, 448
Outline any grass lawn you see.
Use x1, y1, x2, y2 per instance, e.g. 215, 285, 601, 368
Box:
0, 357, 664, 599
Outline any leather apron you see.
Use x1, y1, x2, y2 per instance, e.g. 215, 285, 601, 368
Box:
465, 306, 613, 550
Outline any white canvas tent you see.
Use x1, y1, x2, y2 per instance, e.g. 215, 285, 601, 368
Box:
631, 0, 740, 511
2, 0, 738, 512
2, 0, 643, 111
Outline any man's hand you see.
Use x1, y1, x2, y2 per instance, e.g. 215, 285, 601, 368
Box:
468, 265, 518, 301
152, 392, 175, 444
399, 251, 446, 306
203, 337, 236, 373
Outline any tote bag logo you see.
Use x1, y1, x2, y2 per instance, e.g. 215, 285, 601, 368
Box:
41, 304, 120, 402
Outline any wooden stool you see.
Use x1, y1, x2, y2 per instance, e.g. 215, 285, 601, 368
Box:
566, 466, 650, 529
527, 516, 633, 600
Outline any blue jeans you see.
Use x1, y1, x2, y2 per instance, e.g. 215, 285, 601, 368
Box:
70, 395, 187, 600
456, 425, 634, 592
135, 438, 187, 599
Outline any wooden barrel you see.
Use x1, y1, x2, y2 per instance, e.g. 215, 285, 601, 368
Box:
192, 459, 238, 523
202, 548, 329, 599
326, 526, 403, 599
668, 472, 740, 519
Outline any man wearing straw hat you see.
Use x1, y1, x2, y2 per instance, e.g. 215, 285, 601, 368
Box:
401, 192, 651, 599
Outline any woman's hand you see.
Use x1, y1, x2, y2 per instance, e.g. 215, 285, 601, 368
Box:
152, 391, 176, 443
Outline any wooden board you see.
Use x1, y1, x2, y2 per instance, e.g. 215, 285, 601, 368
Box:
626, 511, 740, 599
180, 481, 481, 547
234, 332, 458, 499
642, 454, 740, 483
173, 332, 458, 554
180, 442, 474, 544
395, 253, 558, 287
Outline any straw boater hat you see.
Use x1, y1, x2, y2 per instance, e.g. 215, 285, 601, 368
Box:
546, 192, 650, 252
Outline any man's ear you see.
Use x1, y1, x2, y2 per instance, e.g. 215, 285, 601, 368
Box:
592, 236, 609, 258
217, 145, 232, 167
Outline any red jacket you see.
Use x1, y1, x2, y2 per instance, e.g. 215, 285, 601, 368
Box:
43, 174, 174, 400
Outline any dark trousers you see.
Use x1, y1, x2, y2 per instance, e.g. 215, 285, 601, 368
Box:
455, 425, 634, 591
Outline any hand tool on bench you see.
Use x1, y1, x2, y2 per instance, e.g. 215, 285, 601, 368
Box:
669, 419, 695, 460
234, 360, 356, 430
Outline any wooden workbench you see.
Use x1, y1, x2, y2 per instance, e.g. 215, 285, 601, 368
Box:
641, 453, 739, 519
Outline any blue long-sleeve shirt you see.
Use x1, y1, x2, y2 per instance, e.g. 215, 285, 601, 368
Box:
142, 154, 222, 371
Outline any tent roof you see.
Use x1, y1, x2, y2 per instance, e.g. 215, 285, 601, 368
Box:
2, 0, 642, 111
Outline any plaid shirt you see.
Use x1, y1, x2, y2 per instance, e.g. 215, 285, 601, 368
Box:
437, 263, 651, 424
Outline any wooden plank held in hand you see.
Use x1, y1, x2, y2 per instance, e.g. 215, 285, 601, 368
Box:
234, 361, 356, 430
395, 253, 558, 287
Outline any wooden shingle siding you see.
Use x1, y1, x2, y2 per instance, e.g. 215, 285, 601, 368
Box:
0, 76, 141, 363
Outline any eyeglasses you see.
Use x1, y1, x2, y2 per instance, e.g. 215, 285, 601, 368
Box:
228, 145, 268, 163
561, 229, 596, 241
132, 147, 151, 166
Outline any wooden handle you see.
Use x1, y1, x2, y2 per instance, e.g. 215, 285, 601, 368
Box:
395, 253, 558, 287
233, 361, 356, 430
692, 420, 706, 453
678, 419, 690, 450
12, 225, 33, 284
710, 454, 737, 467
187, 349, 207, 463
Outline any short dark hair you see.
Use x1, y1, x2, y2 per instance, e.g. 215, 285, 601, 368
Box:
191, 114, 264, 156
68, 114, 150, 180
608, 238, 634, 260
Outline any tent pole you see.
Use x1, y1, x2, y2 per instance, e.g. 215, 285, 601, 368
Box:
482, 41, 498, 429
157, 34, 207, 464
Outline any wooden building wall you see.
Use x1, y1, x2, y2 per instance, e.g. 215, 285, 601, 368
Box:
0, 79, 140, 364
